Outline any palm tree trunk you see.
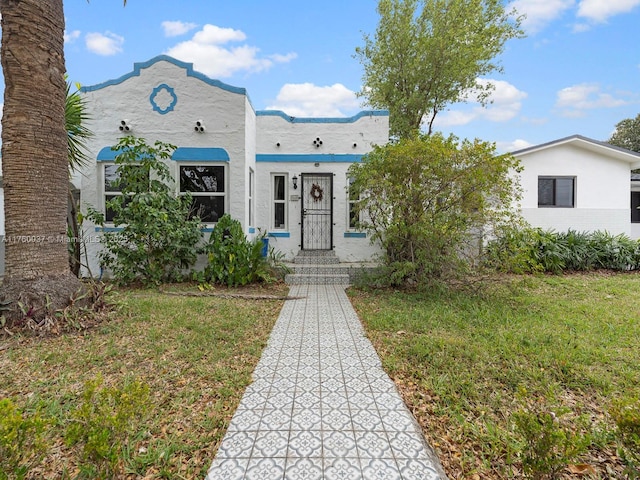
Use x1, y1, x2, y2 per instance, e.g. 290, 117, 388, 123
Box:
0, 0, 84, 321
68, 188, 81, 277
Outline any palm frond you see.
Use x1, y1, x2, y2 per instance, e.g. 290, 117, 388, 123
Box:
66, 79, 93, 173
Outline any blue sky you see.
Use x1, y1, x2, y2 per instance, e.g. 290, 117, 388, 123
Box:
21, 0, 640, 152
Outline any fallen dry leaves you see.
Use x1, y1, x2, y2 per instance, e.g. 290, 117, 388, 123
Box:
0, 283, 286, 479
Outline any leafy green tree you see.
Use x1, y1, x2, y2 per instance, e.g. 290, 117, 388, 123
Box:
87, 137, 202, 285
348, 133, 522, 284
608, 113, 640, 153
356, 0, 524, 139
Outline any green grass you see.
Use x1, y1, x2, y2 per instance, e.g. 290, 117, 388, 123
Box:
349, 273, 640, 478
0, 284, 286, 479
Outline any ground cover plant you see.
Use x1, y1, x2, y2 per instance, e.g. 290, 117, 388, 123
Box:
485, 227, 640, 274
349, 272, 640, 479
195, 214, 273, 287
0, 283, 287, 479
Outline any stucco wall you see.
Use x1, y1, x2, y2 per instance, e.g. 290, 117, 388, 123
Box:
79, 57, 252, 275
255, 161, 382, 262
76, 56, 389, 275
521, 208, 630, 236
516, 142, 634, 236
254, 111, 388, 261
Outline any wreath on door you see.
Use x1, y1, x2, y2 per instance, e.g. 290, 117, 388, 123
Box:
310, 183, 324, 202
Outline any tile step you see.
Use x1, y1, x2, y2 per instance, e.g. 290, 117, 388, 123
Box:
293, 256, 340, 264
287, 265, 360, 275
285, 273, 351, 285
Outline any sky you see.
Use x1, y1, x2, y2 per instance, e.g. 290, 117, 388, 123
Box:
8, 0, 640, 152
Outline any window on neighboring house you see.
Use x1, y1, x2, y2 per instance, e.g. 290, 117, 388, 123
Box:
272, 174, 287, 229
347, 176, 360, 229
632, 192, 640, 223
538, 176, 575, 208
179, 165, 225, 223
249, 168, 254, 227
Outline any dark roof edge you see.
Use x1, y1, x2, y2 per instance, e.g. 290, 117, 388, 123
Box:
512, 134, 640, 159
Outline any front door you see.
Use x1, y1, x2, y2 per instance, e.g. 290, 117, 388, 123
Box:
301, 173, 333, 250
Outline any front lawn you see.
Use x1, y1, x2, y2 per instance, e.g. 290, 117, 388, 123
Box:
0, 284, 287, 479
349, 273, 640, 479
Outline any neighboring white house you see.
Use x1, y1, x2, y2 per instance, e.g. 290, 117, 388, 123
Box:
512, 135, 640, 239
632, 173, 640, 239
78, 55, 389, 275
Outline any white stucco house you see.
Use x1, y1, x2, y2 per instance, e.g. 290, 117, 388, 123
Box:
77, 55, 389, 275
512, 135, 640, 239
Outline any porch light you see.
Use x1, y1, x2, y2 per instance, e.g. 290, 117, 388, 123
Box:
292, 175, 298, 190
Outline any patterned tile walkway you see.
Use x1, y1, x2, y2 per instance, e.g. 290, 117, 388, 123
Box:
205, 284, 447, 480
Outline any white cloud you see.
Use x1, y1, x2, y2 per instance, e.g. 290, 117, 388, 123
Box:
269, 53, 298, 63
509, 0, 575, 33
435, 109, 478, 128
266, 83, 358, 117
165, 24, 296, 78
555, 83, 627, 116
85, 32, 124, 56
192, 24, 246, 44
476, 79, 528, 121
64, 30, 81, 44
577, 0, 640, 22
161, 20, 198, 37
435, 79, 527, 127
509, 0, 640, 33
499, 139, 534, 152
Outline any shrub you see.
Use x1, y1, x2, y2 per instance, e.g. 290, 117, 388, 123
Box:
65, 375, 150, 478
0, 399, 48, 480
590, 231, 640, 271
87, 137, 202, 285
513, 404, 591, 479
195, 214, 272, 286
348, 133, 522, 285
485, 227, 640, 273
610, 396, 640, 477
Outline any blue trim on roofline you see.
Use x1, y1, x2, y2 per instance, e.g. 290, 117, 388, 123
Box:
97, 146, 230, 162
257, 154, 364, 163
80, 55, 247, 96
268, 231, 290, 238
256, 110, 389, 123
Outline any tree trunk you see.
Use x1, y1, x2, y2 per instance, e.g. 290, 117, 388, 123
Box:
0, 0, 84, 322
68, 188, 81, 277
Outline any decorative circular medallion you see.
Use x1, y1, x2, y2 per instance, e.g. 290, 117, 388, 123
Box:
310, 183, 324, 202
